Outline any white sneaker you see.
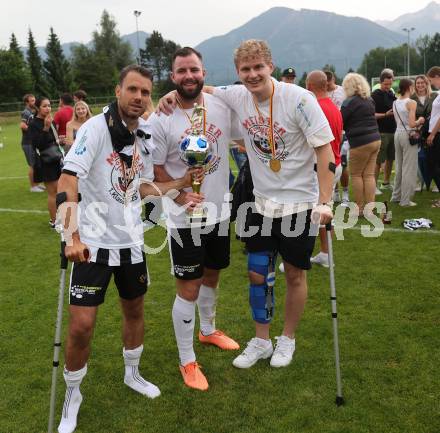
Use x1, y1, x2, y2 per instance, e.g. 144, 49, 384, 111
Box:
232, 338, 273, 369
400, 201, 417, 207
270, 336, 296, 368
278, 262, 285, 273
375, 187, 383, 196
30, 186, 44, 192
311, 252, 329, 268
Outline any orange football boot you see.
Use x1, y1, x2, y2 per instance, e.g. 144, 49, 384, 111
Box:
179, 362, 209, 391
199, 330, 240, 350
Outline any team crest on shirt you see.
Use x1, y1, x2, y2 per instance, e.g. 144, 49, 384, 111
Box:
242, 116, 288, 165
179, 122, 223, 175
106, 151, 144, 204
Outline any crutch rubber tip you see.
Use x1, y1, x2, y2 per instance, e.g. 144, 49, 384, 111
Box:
335, 396, 345, 406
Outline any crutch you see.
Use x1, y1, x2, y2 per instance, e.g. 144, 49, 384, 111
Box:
325, 222, 345, 406
48, 240, 68, 433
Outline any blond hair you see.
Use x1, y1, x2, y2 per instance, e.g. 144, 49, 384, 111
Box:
342, 73, 371, 99
414, 75, 432, 97
72, 101, 92, 122
233, 39, 272, 67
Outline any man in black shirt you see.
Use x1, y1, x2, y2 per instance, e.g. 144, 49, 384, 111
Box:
371, 69, 396, 191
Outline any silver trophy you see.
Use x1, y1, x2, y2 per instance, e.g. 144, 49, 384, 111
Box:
179, 103, 211, 224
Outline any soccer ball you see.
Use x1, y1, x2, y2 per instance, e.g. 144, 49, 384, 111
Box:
180, 134, 212, 167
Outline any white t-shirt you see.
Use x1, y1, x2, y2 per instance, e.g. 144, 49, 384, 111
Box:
429, 94, 440, 133
149, 93, 241, 228
213, 79, 334, 217
328, 85, 346, 110
63, 113, 155, 249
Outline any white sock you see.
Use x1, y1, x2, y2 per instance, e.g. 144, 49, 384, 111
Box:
255, 337, 272, 347
58, 365, 87, 433
123, 345, 161, 399
197, 284, 217, 336
342, 188, 349, 200
172, 295, 196, 366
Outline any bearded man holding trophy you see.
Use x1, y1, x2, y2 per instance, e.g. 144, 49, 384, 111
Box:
148, 47, 242, 391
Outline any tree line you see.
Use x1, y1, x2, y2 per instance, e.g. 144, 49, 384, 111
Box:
0, 10, 180, 104
1, 9, 439, 105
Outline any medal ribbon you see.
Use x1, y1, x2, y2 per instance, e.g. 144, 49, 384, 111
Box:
119, 143, 138, 205
253, 80, 275, 160
176, 96, 206, 135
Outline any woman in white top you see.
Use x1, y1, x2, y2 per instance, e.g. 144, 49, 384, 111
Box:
391, 78, 425, 206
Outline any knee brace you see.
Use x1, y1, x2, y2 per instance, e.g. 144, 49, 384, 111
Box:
248, 251, 277, 324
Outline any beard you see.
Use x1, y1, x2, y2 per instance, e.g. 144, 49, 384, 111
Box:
119, 104, 143, 120
175, 79, 204, 100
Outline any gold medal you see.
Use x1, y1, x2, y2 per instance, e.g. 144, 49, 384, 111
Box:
270, 158, 281, 172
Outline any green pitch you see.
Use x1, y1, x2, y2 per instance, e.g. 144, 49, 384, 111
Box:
0, 117, 439, 433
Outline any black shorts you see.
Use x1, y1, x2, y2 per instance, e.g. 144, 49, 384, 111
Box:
69, 256, 148, 306
244, 210, 318, 270
168, 222, 230, 280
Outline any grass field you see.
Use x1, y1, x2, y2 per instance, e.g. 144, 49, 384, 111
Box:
1, 116, 440, 433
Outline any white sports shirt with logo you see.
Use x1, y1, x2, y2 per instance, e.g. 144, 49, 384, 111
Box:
149, 93, 241, 228
63, 113, 155, 251
213, 79, 334, 216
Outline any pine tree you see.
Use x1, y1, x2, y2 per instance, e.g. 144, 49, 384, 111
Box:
44, 27, 72, 96
71, 10, 134, 95
9, 33, 23, 59
27, 29, 48, 95
140, 31, 180, 86
0, 49, 31, 101
92, 10, 134, 70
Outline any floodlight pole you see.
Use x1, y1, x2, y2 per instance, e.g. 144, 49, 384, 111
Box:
402, 27, 415, 77
134, 10, 142, 64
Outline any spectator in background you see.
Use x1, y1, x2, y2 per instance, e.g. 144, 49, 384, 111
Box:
325, 70, 345, 109
372, 69, 396, 193
426, 66, 440, 207
391, 78, 424, 207
341, 73, 381, 217
20, 94, 44, 192
325, 70, 349, 206
305, 70, 342, 268
73, 89, 87, 103
65, 101, 93, 152
28, 97, 62, 227
54, 93, 74, 145
280, 67, 296, 84
411, 74, 439, 192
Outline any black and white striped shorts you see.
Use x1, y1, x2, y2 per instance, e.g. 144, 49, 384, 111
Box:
69, 246, 148, 306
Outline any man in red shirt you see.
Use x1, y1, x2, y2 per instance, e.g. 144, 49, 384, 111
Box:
306, 70, 342, 267
54, 93, 74, 143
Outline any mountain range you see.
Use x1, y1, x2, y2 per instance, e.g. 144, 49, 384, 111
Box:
377, 1, 440, 38
28, 2, 440, 85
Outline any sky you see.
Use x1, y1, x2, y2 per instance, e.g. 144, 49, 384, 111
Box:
0, 0, 435, 48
